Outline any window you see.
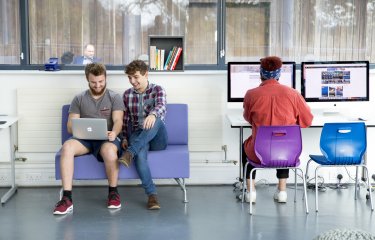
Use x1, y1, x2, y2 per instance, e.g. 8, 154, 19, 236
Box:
28, 0, 218, 66
0, 1, 20, 64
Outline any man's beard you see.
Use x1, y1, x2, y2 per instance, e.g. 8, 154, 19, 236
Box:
89, 83, 106, 96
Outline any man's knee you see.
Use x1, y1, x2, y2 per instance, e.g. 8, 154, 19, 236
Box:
100, 143, 118, 161
61, 139, 83, 156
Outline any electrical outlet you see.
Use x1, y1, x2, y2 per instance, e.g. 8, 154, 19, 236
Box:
0, 174, 9, 182
25, 173, 42, 182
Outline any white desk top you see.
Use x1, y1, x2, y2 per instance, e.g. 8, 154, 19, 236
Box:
0, 116, 19, 129
226, 113, 375, 128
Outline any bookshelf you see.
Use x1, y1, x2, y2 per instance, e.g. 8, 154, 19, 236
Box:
148, 36, 184, 71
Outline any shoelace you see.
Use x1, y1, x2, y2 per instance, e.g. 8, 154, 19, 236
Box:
108, 192, 119, 201
56, 197, 70, 207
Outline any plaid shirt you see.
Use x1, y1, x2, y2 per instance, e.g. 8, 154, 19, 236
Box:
122, 83, 167, 139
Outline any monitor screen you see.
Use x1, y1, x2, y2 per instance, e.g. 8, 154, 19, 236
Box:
227, 62, 296, 102
301, 61, 369, 102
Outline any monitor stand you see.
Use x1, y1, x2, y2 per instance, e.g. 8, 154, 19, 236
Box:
322, 108, 341, 116
322, 104, 342, 116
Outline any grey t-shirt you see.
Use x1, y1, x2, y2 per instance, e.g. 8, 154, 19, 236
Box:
69, 89, 125, 130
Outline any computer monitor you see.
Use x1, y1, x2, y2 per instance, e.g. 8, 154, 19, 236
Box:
301, 61, 369, 102
227, 62, 296, 102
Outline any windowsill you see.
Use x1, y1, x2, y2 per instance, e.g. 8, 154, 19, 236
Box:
0, 70, 227, 75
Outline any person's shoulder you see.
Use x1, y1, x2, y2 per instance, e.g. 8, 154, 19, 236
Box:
150, 83, 165, 91
73, 56, 84, 64
123, 88, 133, 95
74, 90, 90, 98
106, 89, 122, 98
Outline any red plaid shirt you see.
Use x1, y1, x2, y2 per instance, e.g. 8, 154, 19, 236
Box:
122, 83, 166, 139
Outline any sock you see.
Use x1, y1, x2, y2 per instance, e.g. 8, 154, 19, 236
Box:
63, 190, 72, 201
109, 186, 118, 193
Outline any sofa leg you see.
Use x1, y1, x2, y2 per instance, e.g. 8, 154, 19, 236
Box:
175, 178, 188, 203
59, 188, 63, 200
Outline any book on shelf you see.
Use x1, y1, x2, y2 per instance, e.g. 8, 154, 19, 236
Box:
149, 45, 156, 70
171, 47, 182, 70
149, 45, 183, 71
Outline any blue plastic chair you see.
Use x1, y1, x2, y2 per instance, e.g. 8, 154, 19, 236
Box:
242, 125, 309, 215
306, 122, 373, 212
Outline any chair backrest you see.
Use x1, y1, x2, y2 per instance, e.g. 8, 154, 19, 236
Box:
319, 122, 366, 165
254, 125, 302, 167
61, 103, 188, 145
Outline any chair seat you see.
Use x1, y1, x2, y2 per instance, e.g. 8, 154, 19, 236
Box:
309, 154, 364, 165
248, 158, 300, 168
309, 154, 331, 165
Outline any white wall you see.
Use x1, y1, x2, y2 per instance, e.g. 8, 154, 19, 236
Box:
0, 70, 374, 186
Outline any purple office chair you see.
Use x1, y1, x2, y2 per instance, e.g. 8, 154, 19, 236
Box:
242, 125, 309, 215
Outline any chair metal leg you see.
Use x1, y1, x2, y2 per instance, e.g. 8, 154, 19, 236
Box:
241, 162, 249, 203
305, 159, 312, 181
363, 166, 374, 211
355, 166, 359, 200
249, 169, 256, 215
294, 169, 297, 203
298, 167, 309, 214
315, 166, 320, 212
174, 178, 188, 203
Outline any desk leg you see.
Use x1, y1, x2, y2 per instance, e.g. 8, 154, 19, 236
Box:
1, 124, 18, 204
239, 126, 243, 182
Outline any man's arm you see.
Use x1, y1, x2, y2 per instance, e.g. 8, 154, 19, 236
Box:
67, 113, 80, 134
149, 86, 166, 118
108, 110, 124, 141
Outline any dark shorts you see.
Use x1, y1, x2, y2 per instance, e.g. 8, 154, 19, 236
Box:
72, 137, 122, 162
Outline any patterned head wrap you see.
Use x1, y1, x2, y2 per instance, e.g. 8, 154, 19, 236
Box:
260, 56, 283, 80
260, 67, 281, 80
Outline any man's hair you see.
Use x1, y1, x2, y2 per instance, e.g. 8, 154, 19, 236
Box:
260, 56, 282, 71
85, 63, 106, 80
84, 44, 94, 50
125, 60, 148, 76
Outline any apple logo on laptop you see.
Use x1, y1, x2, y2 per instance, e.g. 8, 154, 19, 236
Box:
87, 127, 93, 132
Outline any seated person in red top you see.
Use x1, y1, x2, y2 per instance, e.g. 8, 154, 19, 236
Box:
242, 56, 313, 204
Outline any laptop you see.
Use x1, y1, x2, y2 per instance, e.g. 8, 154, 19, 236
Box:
71, 118, 108, 140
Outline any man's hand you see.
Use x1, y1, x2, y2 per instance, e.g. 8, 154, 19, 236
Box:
143, 114, 156, 130
121, 138, 128, 150
107, 131, 117, 142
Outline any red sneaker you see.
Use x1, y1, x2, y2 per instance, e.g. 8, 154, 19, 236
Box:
53, 196, 73, 215
107, 191, 121, 209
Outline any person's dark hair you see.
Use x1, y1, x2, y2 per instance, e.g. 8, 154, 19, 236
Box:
125, 60, 148, 76
85, 63, 106, 80
260, 56, 282, 71
61, 51, 74, 64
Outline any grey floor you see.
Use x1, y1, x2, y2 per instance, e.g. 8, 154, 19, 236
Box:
0, 184, 374, 240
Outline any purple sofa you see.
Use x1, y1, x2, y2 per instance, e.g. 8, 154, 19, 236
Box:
55, 104, 189, 202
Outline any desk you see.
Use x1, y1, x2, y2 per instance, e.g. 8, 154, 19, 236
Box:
226, 113, 375, 182
0, 116, 18, 204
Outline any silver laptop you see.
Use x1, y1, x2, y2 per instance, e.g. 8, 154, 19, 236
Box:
71, 118, 108, 140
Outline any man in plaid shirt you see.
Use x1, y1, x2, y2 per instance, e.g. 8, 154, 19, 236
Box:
119, 60, 167, 210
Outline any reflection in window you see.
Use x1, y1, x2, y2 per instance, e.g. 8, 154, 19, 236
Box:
226, 0, 375, 62
0, 1, 20, 64
28, 0, 217, 65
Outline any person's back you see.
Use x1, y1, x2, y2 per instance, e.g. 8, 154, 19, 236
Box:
242, 56, 313, 204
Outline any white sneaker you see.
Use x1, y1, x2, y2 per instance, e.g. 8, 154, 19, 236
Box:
245, 191, 256, 203
273, 190, 287, 203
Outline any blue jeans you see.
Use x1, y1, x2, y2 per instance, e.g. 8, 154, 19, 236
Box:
127, 118, 168, 195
